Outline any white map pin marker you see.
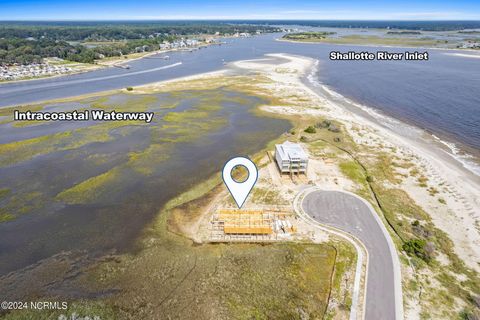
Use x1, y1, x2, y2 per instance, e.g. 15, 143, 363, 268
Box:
222, 157, 258, 209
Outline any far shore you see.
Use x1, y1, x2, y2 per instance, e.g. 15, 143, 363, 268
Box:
0, 42, 219, 85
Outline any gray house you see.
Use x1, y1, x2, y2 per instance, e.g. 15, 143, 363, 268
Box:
275, 141, 308, 174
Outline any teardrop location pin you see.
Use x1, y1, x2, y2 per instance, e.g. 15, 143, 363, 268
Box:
222, 157, 258, 209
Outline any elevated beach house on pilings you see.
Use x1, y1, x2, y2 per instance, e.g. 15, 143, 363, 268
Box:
275, 141, 308, 175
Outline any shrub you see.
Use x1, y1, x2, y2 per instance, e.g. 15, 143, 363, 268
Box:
300, 136, 308, 142
304, 126, 316, 134
461, 309, 480, 320
316, 120, 331, 128
126, 87, 134, 91
403, 238, 432, 262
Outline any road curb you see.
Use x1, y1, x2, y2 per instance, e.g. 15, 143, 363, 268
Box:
293, 188, 368, 320
294, 187, 404, 320
336, 189, 404, 320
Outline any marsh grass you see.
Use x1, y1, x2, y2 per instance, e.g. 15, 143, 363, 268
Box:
0, 212, 14, 223
0, 121, 145, 167
0, 187, 11, 199
43, 173, 340, 320
55, 167, 122, 204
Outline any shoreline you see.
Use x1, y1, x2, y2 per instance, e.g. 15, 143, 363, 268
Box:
305, 68, 480, 177
0, 64, 105, 85
153, 52, 479, 317
5, 52, 478, 269
227, 51, 480, 267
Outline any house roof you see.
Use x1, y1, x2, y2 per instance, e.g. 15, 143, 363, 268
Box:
276, 141, 308, 160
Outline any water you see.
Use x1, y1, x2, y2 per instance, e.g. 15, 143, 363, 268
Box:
0, 91, 291, 277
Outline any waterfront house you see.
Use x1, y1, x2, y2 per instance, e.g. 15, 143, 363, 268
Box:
275, 141, 308, 174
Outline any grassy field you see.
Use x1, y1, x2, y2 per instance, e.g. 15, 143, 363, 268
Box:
3, 242, 337, 320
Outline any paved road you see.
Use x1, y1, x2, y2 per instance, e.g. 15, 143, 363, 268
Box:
302, 190, 400, 320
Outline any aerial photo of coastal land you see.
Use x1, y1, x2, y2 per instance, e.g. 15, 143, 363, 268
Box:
0, 1, 480, 320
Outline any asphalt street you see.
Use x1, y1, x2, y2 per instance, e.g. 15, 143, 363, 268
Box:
302, 190, 397, 320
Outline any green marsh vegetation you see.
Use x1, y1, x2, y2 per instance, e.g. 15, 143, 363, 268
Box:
0, 87, 254, 214
0, 72, 297, 226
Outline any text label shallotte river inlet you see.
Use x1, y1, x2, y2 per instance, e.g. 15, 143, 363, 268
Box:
330, 50, 429, 61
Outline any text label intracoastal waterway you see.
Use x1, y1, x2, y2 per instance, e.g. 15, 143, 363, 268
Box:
14, 110, 154, 123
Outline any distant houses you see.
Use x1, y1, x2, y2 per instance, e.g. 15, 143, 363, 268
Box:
0, 63, 72, 81
0, 31, 263, 81
155, 38, 206, 51
135, 45, 151, 53
458, 41, 480, 49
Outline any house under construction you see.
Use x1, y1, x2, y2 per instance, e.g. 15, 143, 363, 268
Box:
275, 141, 308, 175
210, 209, 296, 242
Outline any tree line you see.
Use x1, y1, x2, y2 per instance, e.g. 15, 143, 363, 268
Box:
0, 22, 279, 65
0, 36, 176, 65
0, 21, 279, 41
